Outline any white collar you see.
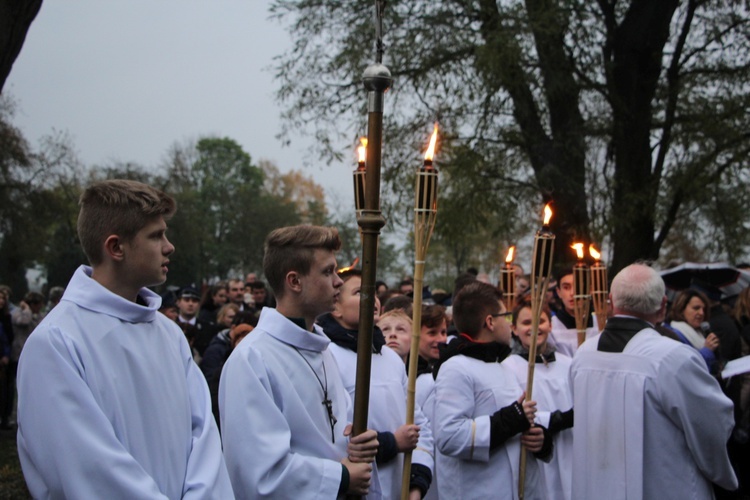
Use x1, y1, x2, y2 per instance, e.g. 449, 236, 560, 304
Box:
257, 307, 331, 353
61, 265, 161, 323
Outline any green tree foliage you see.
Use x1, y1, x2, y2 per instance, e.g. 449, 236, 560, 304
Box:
165, 137, 293, 285
0, 98, 33, 296
271, 0, 750, 273
324, 203, 405, 284
0, 113, 332, 294
0, 98, 86, 297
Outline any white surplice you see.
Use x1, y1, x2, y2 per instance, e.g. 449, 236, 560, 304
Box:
571, 328, 738, 500
416, 372, 439, 500
504, 353, 573, 500
434, 355, 545, 500
16, 266, 233, 499
548, 315, 599, 358
220, 307, 380, 499
329, 344, 434, 499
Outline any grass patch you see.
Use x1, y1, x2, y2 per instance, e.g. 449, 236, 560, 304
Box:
0, 430, 30, 499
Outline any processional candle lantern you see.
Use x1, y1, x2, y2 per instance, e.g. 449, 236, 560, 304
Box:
402, 123, 440, 500
501, 246, 517, 312
589, 244, 608, 332
532, 205, 554, 280
571, 243, 592, 346
519, 203, 555, 500
353, 137, 368, 216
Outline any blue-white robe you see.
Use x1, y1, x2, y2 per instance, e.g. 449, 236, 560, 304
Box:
329, 343, 434, 499
17, 266, 233, 499
548, 314, 598, 358
504, 352, 573, 500
434, 355, 545, 500
571, 327, 738, 499
220, 307, 380, 499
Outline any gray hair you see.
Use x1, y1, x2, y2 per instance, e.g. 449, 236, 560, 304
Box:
610, 263, 665, 316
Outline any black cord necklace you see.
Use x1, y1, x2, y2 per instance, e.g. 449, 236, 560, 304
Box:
292, 346, 337, 443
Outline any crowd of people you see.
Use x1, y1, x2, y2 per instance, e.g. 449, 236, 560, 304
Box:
2, 179, 748, 499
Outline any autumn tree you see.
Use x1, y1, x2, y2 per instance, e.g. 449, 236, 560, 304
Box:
162, 137, 332, 285
260, 159, 328, 225
271, 0, 750, 273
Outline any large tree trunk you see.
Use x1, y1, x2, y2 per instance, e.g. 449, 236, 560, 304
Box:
0, 0, 43, 93
477, 0, 590, 264
606, 0, 679, 273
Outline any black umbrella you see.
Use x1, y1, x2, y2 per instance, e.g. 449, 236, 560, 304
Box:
659, 262, 750, 300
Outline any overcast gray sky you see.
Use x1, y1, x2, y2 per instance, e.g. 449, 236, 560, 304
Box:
5, 1, 353, 206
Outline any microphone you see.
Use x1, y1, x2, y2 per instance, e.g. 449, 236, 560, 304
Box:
700, 321, 712, 336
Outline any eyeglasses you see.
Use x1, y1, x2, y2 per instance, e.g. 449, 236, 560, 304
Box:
491, 311, 513, 318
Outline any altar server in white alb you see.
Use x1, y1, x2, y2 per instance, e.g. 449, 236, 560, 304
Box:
433, 281, 552, 500
505, 300, 574, 500
318, 268, 434, 499
570, 263, 738, 499
16, 180, 233, 499
548, 267, 599, 357
220, 225, 379, 499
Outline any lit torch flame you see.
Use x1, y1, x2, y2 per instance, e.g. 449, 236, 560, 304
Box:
337, 257, 360, 274
571, 243, 585, 260
589, 244, 601, 261
424, 123, 439, 162
505, 246, 515, 264
357, 137, 368, 164
543, 204, 553, 225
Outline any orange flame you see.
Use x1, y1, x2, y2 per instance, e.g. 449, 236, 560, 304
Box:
357, 137, 368, 164
589, 244, 601, 261
337, 257, 360, 274
543, 204, 553, 225
424, 123, 439, 161
571, 243, 585, 260
505, 246, 515, 264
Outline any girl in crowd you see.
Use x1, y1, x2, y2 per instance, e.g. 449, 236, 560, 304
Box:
504, 300, 574, 500
198, 282, 228, 324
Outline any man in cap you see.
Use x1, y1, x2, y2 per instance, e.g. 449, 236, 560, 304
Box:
176, 286, 215, 356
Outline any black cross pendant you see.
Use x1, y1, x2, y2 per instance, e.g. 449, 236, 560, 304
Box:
323, 397, 336, 443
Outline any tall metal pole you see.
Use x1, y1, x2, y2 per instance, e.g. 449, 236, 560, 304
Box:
350, 4, 391, 499
351, 62, 390, 436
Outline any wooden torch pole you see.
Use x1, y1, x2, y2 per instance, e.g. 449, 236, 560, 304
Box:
519, 204, 555, 500
401, 124, 439, 500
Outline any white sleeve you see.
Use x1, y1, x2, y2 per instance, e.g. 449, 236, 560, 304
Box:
660, 349, 738, 490
434, 362, 491, 463
16, 326, 168, 499
412, 401, 435, 472
180, 339, 234, 499
219, 345, 344, 499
